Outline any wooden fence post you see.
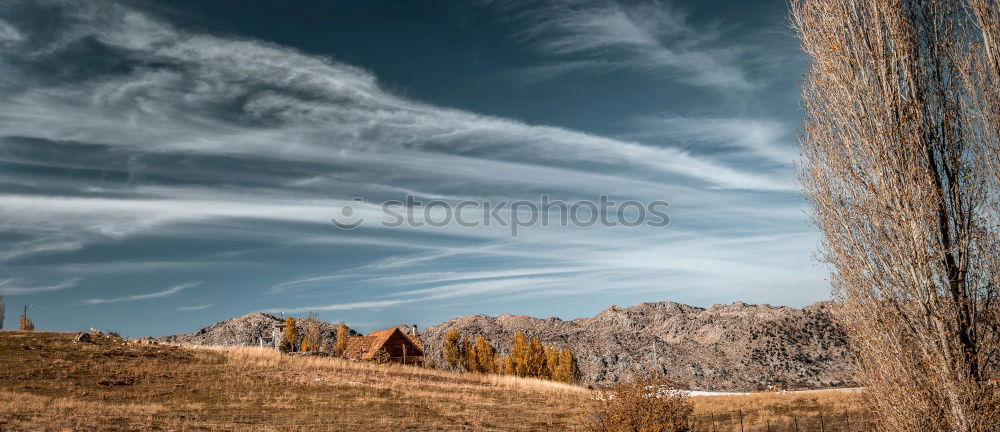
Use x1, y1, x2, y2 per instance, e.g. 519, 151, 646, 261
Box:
738, 410, 744, 432
793, 417, 799, 432
820, 411, 825, 432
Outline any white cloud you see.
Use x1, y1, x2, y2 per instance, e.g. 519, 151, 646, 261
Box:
177, 304, 213, 311
0, 0, 829, 317
501, 0, 750, 89
632, 116, 799, 165
0, 278, 80, 295
0, 19, 23, 42
0, 1, 786, 192
265, 299, 417, 314
84, 282, 200, 305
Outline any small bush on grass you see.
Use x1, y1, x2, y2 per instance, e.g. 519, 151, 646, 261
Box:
587, 373, 692, 432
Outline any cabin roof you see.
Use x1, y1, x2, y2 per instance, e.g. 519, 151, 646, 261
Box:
343, 327, 423, 360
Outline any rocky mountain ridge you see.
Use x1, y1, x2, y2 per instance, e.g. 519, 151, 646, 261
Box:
155, 312, 359, 347
420, 301, 854, 391
155, 301, 854, 391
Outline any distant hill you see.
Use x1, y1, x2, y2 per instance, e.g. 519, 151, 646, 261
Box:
420, 301, 854, 391
155, 312, 359, 347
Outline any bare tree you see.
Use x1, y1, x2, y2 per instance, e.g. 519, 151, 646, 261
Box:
791, 0, 1000, 430
301, 311, 323, 352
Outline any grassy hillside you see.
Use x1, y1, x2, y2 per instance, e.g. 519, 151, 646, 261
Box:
0, 331, 868, 431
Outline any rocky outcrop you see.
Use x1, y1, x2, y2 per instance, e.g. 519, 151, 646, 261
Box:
155, 312, 359, 347
420, 301, 853, 391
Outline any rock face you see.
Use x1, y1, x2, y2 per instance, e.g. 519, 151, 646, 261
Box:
156, 312, 359, 347
420, 301, 853, 391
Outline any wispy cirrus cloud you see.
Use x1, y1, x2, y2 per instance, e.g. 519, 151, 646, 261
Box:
0, 278, 80, 295
83, 282, 200, 305
496, 0, 750, 89
267, 275, 572, 314
265, 299, 417, 314
0, 0, 824, 334
630, 115, 799, 165
0, 0, 784, 192
177, 304, 213, 311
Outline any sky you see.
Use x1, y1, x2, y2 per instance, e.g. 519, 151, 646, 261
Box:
0, 0, 826, 337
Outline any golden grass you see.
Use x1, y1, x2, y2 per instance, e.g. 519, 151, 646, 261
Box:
0, 331, 867, 431
212, 345, 586, 395
0, 331, 589, 431
690, 391, 870, 431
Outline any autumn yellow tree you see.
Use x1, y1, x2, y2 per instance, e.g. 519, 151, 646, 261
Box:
19, 315, 33, 331
509, 332, 529, 377
334, 322, 349, 356
502, 353, 517, 375
466, 337, 482, 373
461, 337, 474, 371
526, 337, 547, 378
545, 346, 561, 379
472, 336, 497, 374
554, 349, 578, 383
280, 317, 298, 353
443, 328, 463, 370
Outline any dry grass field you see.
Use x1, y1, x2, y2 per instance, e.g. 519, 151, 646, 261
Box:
0, 331, 868, 431
690, 391, 869, 431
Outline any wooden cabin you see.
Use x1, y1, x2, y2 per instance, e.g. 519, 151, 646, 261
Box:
344, 326, 424, 365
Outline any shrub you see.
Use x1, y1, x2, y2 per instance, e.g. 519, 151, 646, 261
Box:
19, 315, 34, 331
587, 373, 692, 432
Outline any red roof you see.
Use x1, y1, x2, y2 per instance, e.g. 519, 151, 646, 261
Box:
343, 327, 423, 360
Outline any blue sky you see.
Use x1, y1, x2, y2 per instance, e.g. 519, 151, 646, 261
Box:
0, 0, 826, 337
